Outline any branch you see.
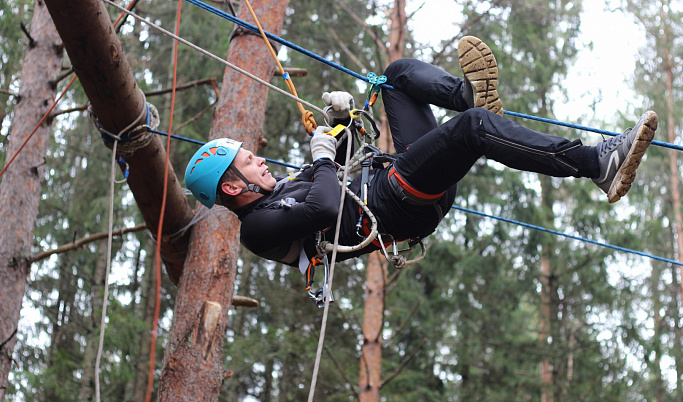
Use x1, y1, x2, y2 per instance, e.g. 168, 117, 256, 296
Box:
381, 337, 428, 388
49, 104, 88, 118
52, 68, 75, 87
20, 22, 35, 48
323, 345, 360, 398
430, 1, 500, 65
144, 77, 219, 98
0, 88, 17, 98
28, 224, 148, 263
231, 296, 259, 308
274, 68, 309, 78
330, 30, 368, 73
50, 78, 220, 118
173, 100, 217, 132
384, 299, 421, 345
336, 1, 387, 54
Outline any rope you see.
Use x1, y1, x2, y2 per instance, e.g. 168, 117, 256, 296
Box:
452, 205, 683, 267
94, 139, 120, 402
145, 0, 183, 399
505, 111, 683, 152
0, 75, 77, 179
103, 0, 330, 124
242, 0, 317, 134
307, 127, 354, 402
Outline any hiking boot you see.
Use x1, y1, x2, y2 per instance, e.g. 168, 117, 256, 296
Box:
458, 35, 504, 116
593, 110, 658, 203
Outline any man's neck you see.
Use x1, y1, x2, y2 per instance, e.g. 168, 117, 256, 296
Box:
234, 191, 265, 209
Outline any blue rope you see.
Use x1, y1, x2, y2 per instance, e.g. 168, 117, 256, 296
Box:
183, 0, 384, 86
452, 205, 682, 267
148, 128, 301, 169
505, 111, 682, 152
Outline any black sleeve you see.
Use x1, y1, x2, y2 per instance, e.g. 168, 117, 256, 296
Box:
240, 159, 342, 257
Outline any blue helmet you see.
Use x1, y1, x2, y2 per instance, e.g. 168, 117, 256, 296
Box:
185, 138, 243, 208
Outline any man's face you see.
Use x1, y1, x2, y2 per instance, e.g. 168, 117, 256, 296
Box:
231, 148, 277, 192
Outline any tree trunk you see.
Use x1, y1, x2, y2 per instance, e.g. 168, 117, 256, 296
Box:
158, 0, 288, 399
0, 0, 63, 395
359, 252, 386, 402
358, 2, 405, 401
42, 0, 195, 285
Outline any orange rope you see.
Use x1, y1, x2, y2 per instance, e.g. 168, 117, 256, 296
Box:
0, 75, 77, 178
144, 0, 181, 400
242, 0, 317, 134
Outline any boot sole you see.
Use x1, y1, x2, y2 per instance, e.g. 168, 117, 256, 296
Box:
458, 36, 504, 116
607, 110, 658, 203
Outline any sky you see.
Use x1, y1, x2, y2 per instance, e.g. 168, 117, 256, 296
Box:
406, 0, 646, 130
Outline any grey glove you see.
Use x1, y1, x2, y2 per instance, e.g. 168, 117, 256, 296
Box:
322, 91, 354, 121
310, 126, 338, 161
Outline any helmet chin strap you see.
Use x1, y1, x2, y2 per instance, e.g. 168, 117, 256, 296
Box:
230, 165, 271, 195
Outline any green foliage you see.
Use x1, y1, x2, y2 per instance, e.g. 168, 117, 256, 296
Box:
6, 0, 682, 400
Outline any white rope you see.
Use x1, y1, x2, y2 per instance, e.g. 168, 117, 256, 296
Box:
102, 0, 330, 123
307, 127, 354, 401
92, 98, 148, 402
94, 139, 119, 402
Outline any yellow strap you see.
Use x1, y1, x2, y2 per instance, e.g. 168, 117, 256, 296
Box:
243, 0, 317, 134
327, 124, 346, 138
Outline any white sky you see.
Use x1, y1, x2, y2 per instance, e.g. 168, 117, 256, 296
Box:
407, 0, 645, 129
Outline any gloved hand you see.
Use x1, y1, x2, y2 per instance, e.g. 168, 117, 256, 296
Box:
322, 91, 355, 122
310, 126, 338, 161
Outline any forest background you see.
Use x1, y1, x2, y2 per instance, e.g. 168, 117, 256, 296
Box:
1, 0, 682, 400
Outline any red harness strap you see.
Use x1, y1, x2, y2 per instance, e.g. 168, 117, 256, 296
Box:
388, 166, 445, 204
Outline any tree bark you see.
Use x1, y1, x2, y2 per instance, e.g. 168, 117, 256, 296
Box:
358, 2, 405, 400
158, 0, 288, 399
42, 0, 195, 285
0, 0, 63, 395
359, 252, 386, 402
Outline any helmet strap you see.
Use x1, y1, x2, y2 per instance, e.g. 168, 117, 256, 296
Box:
229, 165, 269, 195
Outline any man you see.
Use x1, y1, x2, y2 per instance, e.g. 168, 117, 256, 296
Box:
185, 36, 657, 278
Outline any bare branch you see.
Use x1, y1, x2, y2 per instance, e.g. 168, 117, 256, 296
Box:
49, 104, 88, 118
430, 1, 501, 65
144, 78, 219, 98
20, 22, 35, 48
274, 67, 309, 78
336, 0, 387, 54
51, 68, 74, 86
323, 345, 360, 397
29, 224, 147, 263
381, 337, 429, 388
330, 30, 369, 73
173, 100, 217, 132
51, 78, 220, 118
0, 89, 17, 98
384, 299, 421, 345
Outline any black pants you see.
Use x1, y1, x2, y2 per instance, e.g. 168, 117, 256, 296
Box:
382, 59, 592, 196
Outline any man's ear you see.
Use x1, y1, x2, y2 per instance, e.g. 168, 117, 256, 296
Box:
221, 180, 243, 197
